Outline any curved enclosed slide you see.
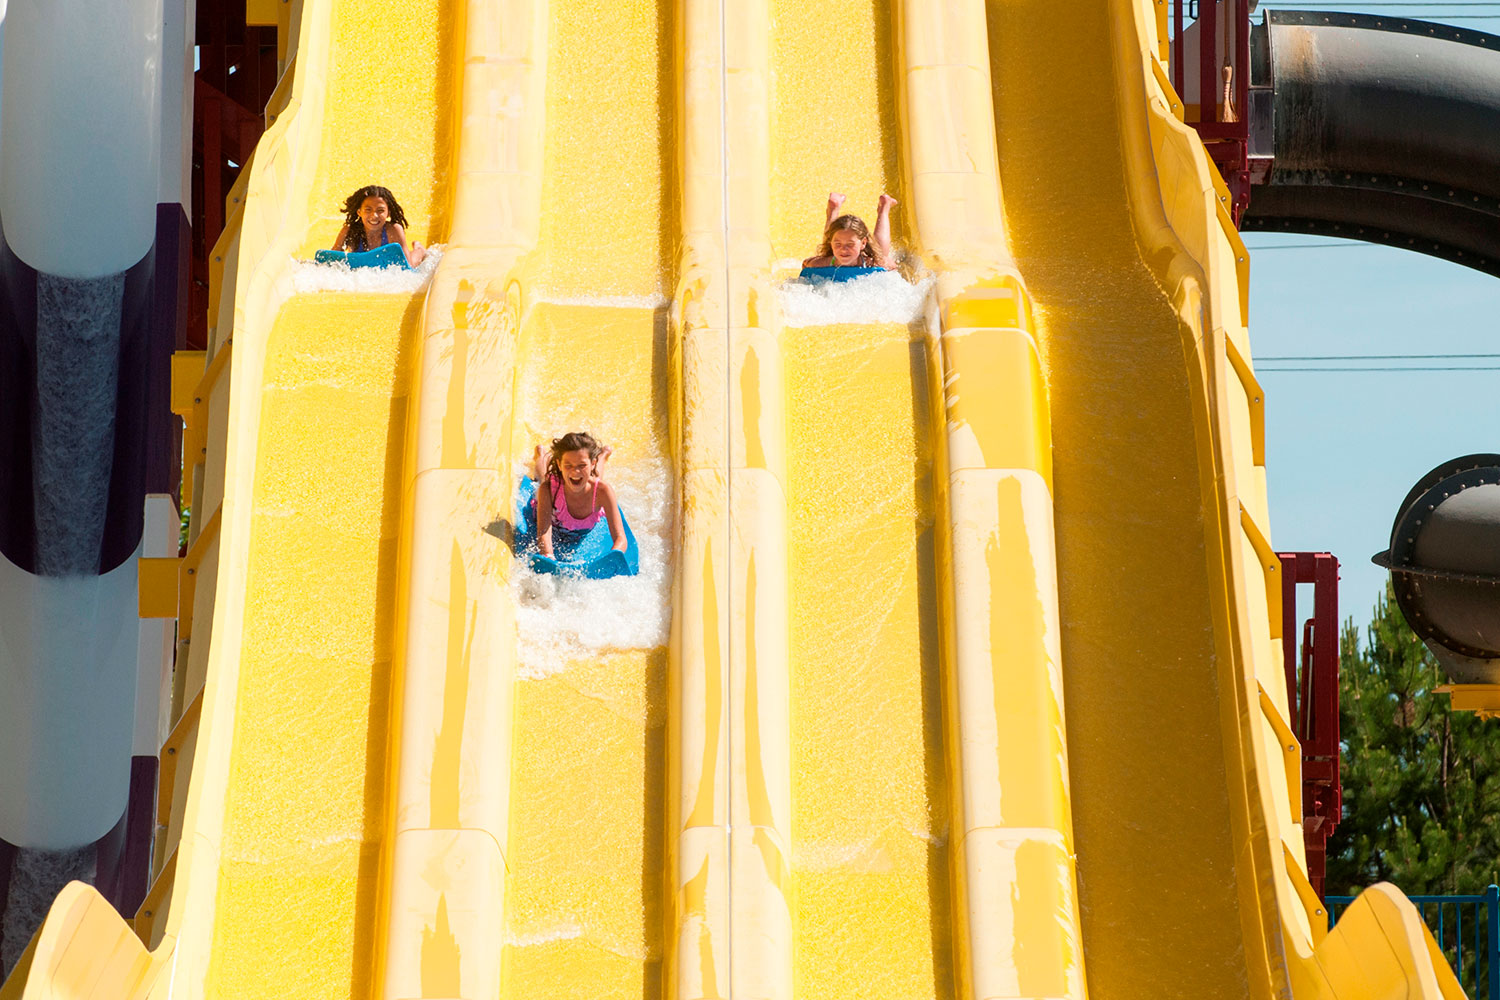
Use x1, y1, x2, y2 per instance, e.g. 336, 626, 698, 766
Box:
0, 3, 1479, 1000
1245, 10, 1500, 275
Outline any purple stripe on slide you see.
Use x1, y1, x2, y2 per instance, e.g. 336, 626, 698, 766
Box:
0, 203, 188, 575
116, 755, 158, 916
91, 807, 127, 911
0, 837, 15, 956
147, 204, 187, 505
101, 204, 189, 573
91, 756, 156, 917
0, 225, 40, 572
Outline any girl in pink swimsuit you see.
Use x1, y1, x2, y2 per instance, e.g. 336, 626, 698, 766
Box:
531, 432, 627, 557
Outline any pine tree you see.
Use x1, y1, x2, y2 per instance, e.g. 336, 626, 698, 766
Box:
1326, 586, 1500, 896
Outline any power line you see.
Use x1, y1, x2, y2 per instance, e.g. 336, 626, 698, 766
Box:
1258, 353, 1500, 360
1247, 241, 1393, 250
1259, 366, 1500, 372
1272, 3, 1500, 7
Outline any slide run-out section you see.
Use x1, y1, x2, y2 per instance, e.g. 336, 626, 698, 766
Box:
769, 3, 950, 996
498, 0, 674, 993
193, 3, 460, 995
3, 1, 1478, 999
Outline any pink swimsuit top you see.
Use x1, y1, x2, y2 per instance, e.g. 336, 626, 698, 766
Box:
547, 475, 603, 531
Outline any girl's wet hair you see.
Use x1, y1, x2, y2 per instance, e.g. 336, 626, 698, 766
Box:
547, 431, 604, 481
340, 185, 410, 251
816, 214, 880, 266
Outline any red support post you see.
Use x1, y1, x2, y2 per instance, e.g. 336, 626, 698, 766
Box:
1278, 551, 1343, 898
189, 1, 278, 348
1200, 0, 1219, 124
1170, 0, 1254, 223
1173, 0, 1185, 100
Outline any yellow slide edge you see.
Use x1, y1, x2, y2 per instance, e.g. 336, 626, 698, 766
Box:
3, 2, 347, 997
1112, 1, 1464, 997
666, 2, 795, 997
372, 0, 549, 997
897, 2, 1085, 997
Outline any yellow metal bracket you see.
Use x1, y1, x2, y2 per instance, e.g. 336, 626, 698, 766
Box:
1223, 337, 1266, 467
137, 557, 183, 619
1259, 682, 1302, 820
1436, 684, 1500, 719
156, 690, 203, 830
1284, 842, 1330, 945
170, 351, 207, 419
133, 847, 177, 947
245, 0, 279, 25
1239, 502, 1283, 639
178, 506, 222, 644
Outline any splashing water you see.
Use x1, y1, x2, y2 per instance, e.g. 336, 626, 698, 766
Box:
510, 332, 674, 677
510, 458, 674, 677
776, 267, 934, 327
290, 244, 445, 294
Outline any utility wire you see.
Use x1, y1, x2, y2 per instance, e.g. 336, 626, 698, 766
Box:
1246, 242, 1395, 250
1258, 353, 1500, 360
1272, 3, 1500, 7
1259, 366, 1500, 372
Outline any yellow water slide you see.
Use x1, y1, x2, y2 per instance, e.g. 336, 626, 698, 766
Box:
0, 0, 1473, 999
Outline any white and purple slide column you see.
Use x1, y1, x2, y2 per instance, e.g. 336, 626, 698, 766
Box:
0, 0, 192, 972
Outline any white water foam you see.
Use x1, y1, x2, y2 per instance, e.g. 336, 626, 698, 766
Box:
512, 463, 674, 676
505, 919, 585, 948
290, 244, 445, 294
531, 290, 669, 310
777, 268, 934, 327
511, 356, 674, 677
794, 824, 947, 874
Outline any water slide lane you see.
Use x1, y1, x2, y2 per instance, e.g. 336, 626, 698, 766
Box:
767, 4, 955, 997
497, 1, 672, 996
372, 1, 673, 998
987, 1, 1464, 998
4, 1, 461, 996
196, 3, 460, 995
4, 1, 1474, 998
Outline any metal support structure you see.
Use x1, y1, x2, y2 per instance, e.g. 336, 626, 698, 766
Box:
1277, 551, 1341, 897
190, 0, 279, 348
1170, 0, 1253, 222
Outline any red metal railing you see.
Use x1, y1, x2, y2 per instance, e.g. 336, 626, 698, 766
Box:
189, 0, 278, 348
1171, 0, 1253, 222
1278, 552, 1342, 897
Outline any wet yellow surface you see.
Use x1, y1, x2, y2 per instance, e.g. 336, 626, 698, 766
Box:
208, 294, 417, 999
205, 0, 456, 993
501, 303, 671, 1000
498, 1, 674, 995
768, 0, 904, 263
784, 322, 951, 1000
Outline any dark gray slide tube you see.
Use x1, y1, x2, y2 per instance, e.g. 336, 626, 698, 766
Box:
1246, 11, 1500, 275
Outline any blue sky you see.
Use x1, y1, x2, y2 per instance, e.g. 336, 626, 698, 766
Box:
1243, 1, 1500, 626
1247, 237, 1500, 625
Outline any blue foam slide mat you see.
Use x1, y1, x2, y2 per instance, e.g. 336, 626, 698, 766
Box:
314, 242, 411, 269
798, 265, 886, 282
513, 476, 639, 579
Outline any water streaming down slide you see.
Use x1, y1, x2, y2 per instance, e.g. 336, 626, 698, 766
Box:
2, 0, 1479, 998
768, 3, 952, 996
140, 3, 457, 994
497, 1, 673, 992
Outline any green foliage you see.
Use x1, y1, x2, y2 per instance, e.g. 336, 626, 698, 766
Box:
1326, 585, 1500, 896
